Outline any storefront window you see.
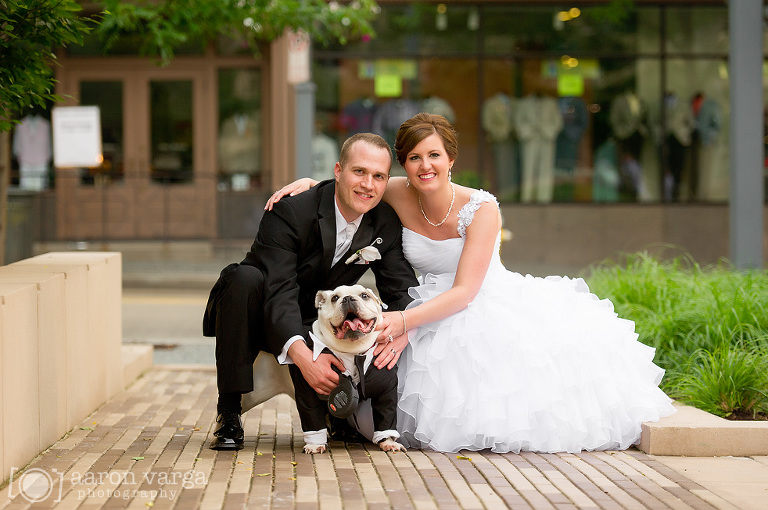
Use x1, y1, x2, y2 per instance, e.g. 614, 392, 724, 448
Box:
663, 59, 729, 202
217, 68, 261, 190
594, 58, 662, 203
665, 8, 728, 54
315, 2, 744, 204
483, 4, 655, 55
480, 57, 663, 204
314, 56, 479, 180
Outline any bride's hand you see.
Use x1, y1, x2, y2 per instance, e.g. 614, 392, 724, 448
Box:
264, 178, 318, 211
373, 333, 408, 370
374, 312, 403, 343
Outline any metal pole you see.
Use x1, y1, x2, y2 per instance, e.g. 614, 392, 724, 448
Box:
728, 0, 764, 269
295, 82, 316, 180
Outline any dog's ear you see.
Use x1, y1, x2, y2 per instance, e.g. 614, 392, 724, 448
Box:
365, 288, 383, 307
315, 290, 329, 309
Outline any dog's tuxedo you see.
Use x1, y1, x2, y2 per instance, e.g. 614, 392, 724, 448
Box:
203, 180, 417, 420
300, 328, 400, 449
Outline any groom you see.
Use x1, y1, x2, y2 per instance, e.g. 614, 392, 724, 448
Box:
203, 132, 417, 450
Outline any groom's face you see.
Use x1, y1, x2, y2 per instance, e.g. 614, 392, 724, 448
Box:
334, 140, 390, 221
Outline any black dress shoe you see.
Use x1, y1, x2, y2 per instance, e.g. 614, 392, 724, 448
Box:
209, 411, 244, 450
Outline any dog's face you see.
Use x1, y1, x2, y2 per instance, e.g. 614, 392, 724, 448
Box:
314, 285, 383, 354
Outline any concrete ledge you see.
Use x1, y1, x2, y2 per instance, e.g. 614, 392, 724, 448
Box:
10, 252, 123, 418
639, 403, 768, 456
0, 283, 39, 485
0, 252, 124, 484
122, 344, 154, 388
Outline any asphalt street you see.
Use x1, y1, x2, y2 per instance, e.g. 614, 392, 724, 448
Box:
122, 287, 215, 365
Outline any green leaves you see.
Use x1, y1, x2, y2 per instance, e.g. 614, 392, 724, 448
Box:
0, 0, 380, 129
672, 347, 768, 418
0, 0, 92, 130
96, 0, 379, 65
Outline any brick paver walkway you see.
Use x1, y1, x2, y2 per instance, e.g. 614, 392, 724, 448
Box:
2, 367, 730, 509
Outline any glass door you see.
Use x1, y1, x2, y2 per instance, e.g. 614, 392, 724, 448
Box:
79, 81, 124, 185
150, 80, 194, 184
55, 60, 216, 240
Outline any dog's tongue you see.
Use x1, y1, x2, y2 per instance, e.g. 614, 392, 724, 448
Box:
336, 317, 371, 339
346, 317, 367, 332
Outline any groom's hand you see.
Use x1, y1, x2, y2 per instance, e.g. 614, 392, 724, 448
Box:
288, 341, 345, 395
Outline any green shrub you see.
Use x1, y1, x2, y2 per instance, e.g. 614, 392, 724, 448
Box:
666, 347, 768, 418
452, 170, 490, 190
586, 250, 768, 418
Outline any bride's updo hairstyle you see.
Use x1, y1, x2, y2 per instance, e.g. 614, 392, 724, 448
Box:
394, 112, 458, 167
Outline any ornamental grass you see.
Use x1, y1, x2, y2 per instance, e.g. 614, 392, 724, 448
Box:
586, 249, 768, 420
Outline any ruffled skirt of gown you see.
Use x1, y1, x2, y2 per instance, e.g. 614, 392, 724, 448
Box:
396, 270, 676, 454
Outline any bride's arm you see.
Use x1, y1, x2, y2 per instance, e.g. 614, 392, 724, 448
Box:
264, 178, 319, 210
382, 176, 406, 205
265, 176, 406, 211
401, 202, 502, 331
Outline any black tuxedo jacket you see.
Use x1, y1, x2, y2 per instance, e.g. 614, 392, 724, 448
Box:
237, 180, 417, 357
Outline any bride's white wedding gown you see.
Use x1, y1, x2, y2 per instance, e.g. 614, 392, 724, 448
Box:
395, 189, 675, 453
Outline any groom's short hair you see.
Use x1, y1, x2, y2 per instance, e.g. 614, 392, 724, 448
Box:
339, 133, 392, 171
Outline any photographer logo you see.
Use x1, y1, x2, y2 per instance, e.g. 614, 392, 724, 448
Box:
12, 468, 54, 503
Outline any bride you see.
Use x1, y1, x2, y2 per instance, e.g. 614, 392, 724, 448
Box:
267, 112, 675, 453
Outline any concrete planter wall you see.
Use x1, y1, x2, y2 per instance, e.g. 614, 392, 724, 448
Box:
0, 252, 147, 485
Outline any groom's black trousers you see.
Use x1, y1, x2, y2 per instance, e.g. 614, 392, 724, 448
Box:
204, 263, 267, 394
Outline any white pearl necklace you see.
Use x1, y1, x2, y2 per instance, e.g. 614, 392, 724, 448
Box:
419, 182, 455, 227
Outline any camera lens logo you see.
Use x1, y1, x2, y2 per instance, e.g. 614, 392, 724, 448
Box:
16, 468, 54, 503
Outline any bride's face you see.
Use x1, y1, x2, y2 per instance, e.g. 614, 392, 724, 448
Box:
403, 133, 454, 191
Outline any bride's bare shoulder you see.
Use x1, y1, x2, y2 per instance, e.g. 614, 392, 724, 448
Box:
387, 176, 408, 191
453, 183, 474, 201
383, 176, 410, 202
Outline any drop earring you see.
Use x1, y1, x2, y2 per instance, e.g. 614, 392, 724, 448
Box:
448, 167, 453, 181
406, 179, 410, 187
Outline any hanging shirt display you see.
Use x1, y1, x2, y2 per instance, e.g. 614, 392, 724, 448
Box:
514, 94, 563, 203
482, 93, 517, 197
13, 115, 52, 190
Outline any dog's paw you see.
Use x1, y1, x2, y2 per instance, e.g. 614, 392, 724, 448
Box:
303, 444, 327, 454
378, 438, 406, 453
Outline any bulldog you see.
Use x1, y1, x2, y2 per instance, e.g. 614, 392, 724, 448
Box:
239, 285, 404, 455
302, 285, 404, 454
313, 284, 382, 355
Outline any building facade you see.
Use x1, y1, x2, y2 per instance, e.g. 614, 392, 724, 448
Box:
7, 0, 768, 267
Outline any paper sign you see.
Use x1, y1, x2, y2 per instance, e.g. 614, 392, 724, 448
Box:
375, 74, 402, 97
52, 106, 103, 168
558, 74, 584, 97
287, 30, 310, 84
